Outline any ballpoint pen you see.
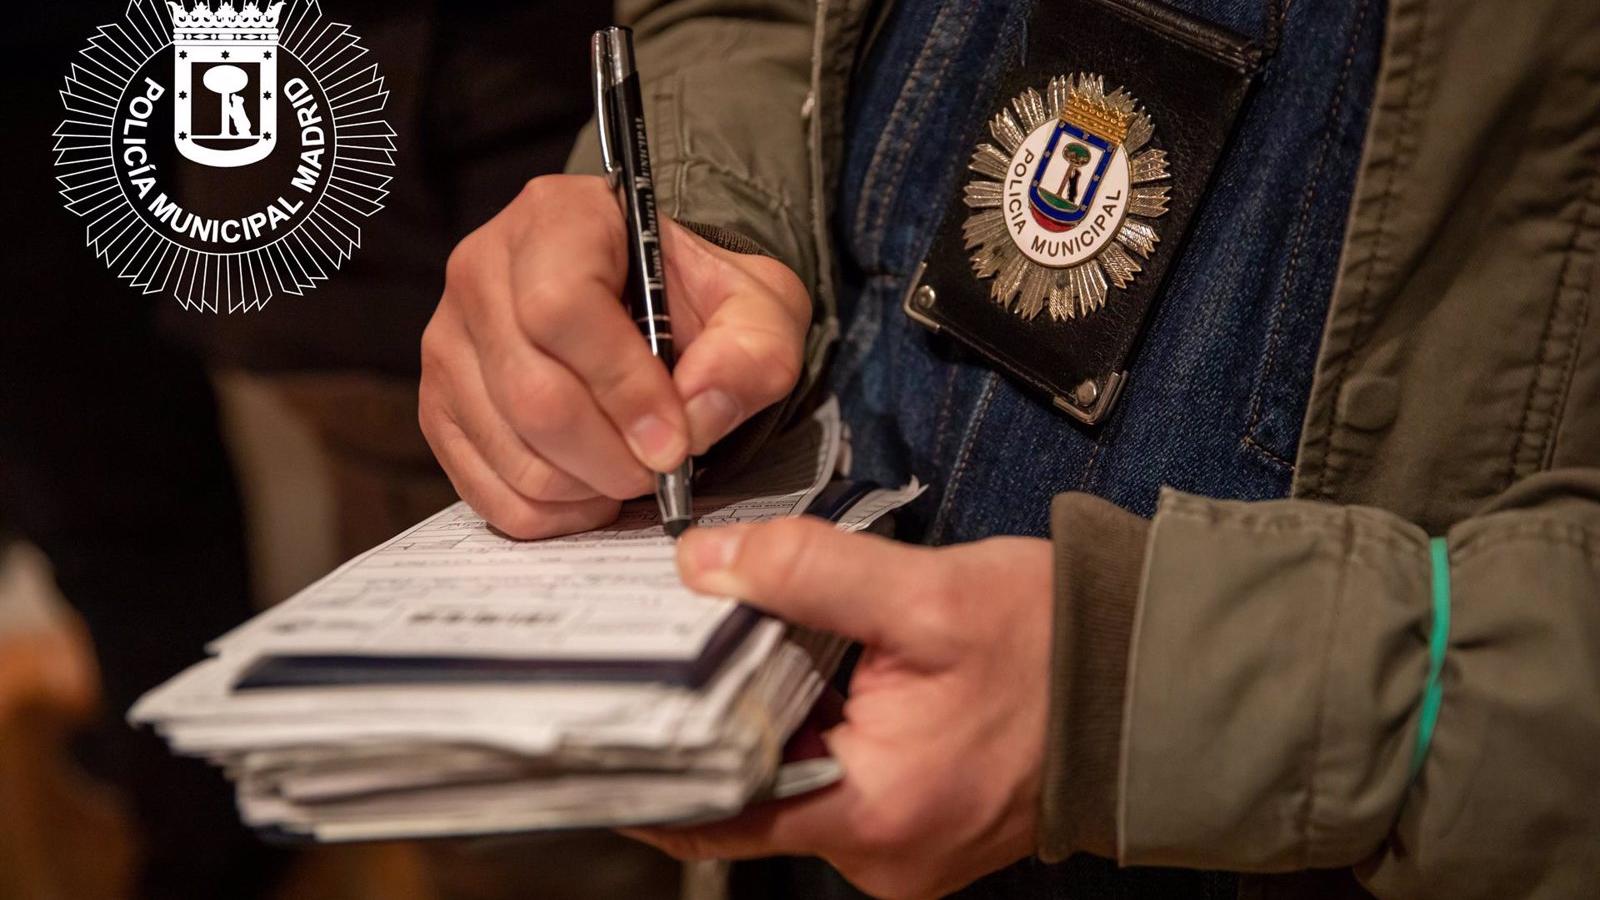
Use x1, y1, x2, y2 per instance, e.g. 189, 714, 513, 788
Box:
592, 25, 694, 538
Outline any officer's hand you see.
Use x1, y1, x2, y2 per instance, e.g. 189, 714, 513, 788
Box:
421, 175, 811, 538
625, 519, 1052, 900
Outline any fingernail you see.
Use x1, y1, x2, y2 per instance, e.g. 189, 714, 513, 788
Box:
684, 390, 741, 455
628, 413, 687, 471
679, 528, 748, 596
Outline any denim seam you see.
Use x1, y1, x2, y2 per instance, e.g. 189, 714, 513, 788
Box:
851, 0, 975, 267
1242, 433, 1296, 470
929, 359, 965, 472
864, 1, 975, 241
929, 372, 1000, 543
1309, 0, 1432, 500
1074, 405, 1120, 494
1506, 155, 1600, 481
1240, 0, 1371, 470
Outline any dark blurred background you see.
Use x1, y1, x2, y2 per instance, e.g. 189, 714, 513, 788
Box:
0, 2, 685, 897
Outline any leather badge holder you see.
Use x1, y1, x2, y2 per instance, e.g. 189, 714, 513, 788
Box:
904, 0, 1260, 424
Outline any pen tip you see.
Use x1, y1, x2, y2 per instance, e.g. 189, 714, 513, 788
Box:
663, 518, 691, 539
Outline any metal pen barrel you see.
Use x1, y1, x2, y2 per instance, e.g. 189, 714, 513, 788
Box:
594, 26, 694, 536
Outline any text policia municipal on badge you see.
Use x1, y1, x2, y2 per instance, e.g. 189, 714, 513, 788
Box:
117, 76, 328, 246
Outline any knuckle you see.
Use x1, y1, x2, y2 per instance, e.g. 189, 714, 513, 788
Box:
507, 367, 582, 436
749, 518, 816, 592
901, 560, 963, 648
512, 275, 582, 339
418, 319, 452, 376
443, 232, 481, 288
415, 383, 455, 450
769, 264, 813, 324
757, 343, 803, 399
591, 359, 664, 415
506, 454, 562, 501
518, 171, 611, 225
726, 330, 801, 403
416, 390, 441, 442
516, 174, 560, 208
517, 174, 609, 223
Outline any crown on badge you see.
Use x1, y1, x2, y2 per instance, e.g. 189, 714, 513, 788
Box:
167, 2, 285, 40
1061, 91, 1132, 145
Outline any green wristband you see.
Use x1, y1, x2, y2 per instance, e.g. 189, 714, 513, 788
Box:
1409, 537, 1452, 780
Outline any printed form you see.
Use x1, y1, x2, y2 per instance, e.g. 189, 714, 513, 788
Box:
211, 402, 843, 664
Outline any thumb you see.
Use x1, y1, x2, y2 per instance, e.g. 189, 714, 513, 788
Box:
664, 229, 810, 455
676, 518, 947, 662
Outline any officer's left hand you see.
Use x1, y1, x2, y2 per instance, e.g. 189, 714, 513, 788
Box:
624, 518, 1054, 900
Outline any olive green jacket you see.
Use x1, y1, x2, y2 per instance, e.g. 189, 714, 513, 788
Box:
570, 0, 1600, 895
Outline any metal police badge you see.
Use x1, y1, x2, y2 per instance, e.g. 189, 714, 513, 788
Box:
54, 1, 394, 313
902, 0, 1258, 427
962, 74, 1169, 320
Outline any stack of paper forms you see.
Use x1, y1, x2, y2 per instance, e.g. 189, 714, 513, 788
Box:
131, 402, 919, 841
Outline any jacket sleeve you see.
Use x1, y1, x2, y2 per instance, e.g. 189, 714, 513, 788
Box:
566, 0, 829, 475
566, 0, 819, 294
1041, 468, 1600, 899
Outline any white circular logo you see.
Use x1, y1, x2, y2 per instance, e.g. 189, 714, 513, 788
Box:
54, 1, 394, 313
963, 73, 1170, 321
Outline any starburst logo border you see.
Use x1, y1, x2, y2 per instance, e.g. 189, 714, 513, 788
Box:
53, 0, 395, 313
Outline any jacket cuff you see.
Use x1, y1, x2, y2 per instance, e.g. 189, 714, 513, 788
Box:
1039, 492, 1149, 862
676, 220, 775, 259
1120, 488, 1430, 870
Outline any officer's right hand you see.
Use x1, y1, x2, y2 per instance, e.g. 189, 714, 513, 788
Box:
421, 174, 812, 539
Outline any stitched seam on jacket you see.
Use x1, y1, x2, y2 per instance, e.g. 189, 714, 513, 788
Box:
1451, 523, 1600, 562
665, 150, 809, 277
662, 74, 688, 220
1115, 507, 1168, 861
1508, 156, 1600, 479
1550, 279, 1594, 469
1241, 0, 1371, 467
1156, 521, 1427, 569
675, 153, 801, 218
1307, 0, 1432, 499
1548, 171, 1599, 469
1296, 509, 1355, 865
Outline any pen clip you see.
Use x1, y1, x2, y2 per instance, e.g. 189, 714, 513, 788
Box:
591, 30, 620, 187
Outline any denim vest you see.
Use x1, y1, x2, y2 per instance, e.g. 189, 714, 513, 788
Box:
829, 0, 1385, 550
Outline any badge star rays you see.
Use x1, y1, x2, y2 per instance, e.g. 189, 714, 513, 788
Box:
963, 74, 1171, 321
